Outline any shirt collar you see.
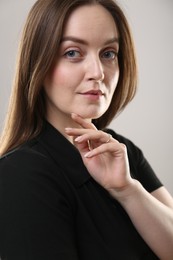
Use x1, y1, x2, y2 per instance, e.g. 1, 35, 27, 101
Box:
38, 121, 91, 188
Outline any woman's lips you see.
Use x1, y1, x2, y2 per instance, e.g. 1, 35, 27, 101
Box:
79, 90, 104, 101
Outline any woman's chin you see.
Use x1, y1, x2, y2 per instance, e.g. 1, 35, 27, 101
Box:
76, 110, 105, 121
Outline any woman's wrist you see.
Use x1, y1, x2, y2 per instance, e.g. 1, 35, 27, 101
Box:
108, 179, 143, 204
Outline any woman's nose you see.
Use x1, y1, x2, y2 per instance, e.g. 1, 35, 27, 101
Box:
85, 56, 104, 82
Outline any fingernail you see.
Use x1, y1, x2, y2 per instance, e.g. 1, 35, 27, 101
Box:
84, 152, 92, 158
65, 127, 72, 131
71, 113, 78, 118
75, 136, 82, 142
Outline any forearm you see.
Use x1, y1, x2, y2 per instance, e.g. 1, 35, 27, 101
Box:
109, 180, 173, 260
67, 117, 173, 258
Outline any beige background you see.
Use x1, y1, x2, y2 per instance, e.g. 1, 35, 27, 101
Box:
0, 0, 173, 195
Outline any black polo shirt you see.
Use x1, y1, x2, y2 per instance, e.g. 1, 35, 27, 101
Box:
0, 121, 161, 259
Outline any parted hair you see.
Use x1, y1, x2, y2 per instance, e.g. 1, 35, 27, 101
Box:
0, 0, 137, 156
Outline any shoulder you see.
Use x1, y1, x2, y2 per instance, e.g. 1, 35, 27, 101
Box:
0, 139, 76, 212
105, 128, 148, 167
0, 140, 71, 195
105, 128, 140, 159
105, 128, 163, 192
0, 140, 52, 176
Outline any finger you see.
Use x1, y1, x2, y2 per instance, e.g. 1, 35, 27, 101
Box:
84, 142, 127, 158
73, 137, 90, 153
74, 131, 113, 144
65, 128, 113, 146
71, 113, 97, 130
65, 128, 95, 151
65, 127, 93, 137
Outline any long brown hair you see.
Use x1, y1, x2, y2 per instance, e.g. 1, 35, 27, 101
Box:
0, 0, 137, 156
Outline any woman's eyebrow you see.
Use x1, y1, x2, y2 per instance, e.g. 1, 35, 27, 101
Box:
60, 36, 119, 46
104, 37, 119, 45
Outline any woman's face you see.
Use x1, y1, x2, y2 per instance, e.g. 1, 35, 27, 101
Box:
44, 4, 119, 125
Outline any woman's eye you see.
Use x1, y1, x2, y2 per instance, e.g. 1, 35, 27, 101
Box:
102, 51, 117, 60
64, 50, 81, 58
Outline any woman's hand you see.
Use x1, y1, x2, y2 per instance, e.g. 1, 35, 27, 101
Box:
66, 114, 173, 259
65, 114, 134, 193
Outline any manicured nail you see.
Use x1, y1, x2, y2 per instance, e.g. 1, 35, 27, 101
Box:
71, 113, 78, 118
65, 127, 72, 131
84, 151, 92, 158
75, 136, 82, 142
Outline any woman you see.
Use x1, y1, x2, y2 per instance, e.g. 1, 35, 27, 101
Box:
0, 0, 173, 259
